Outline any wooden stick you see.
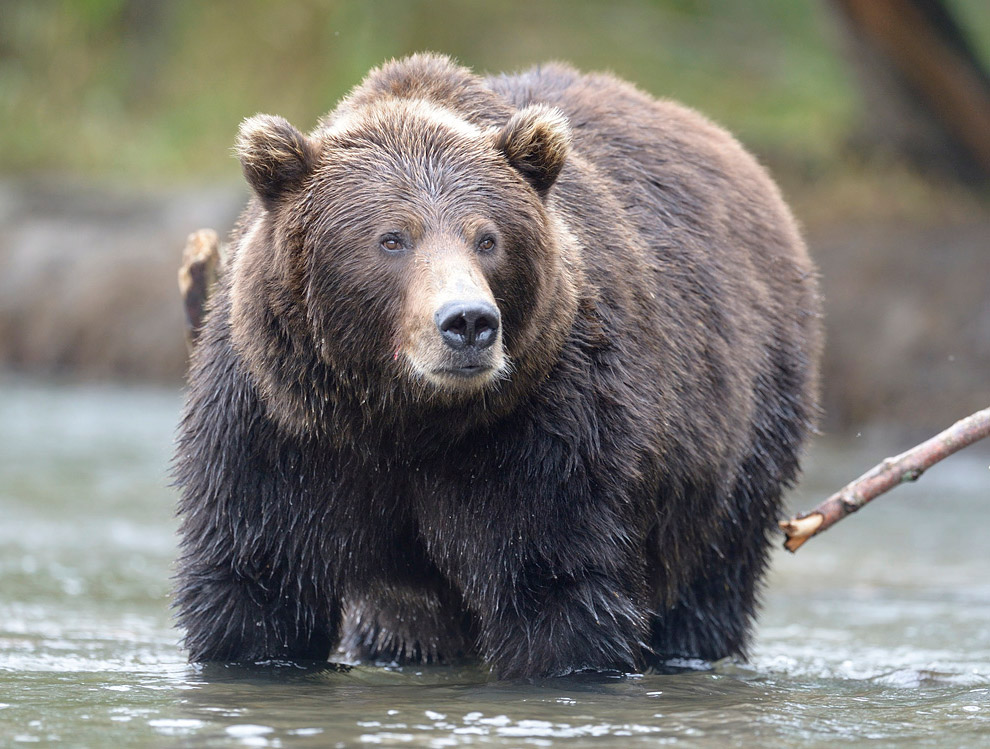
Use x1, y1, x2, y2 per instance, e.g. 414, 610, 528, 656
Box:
178, 228, 224, 350
780, 407, 990, 552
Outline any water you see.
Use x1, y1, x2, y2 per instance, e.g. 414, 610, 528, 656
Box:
1, 381, 988, 747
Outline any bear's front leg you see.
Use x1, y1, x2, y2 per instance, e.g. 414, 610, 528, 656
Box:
474, 562, 650, 679
417, 421, 653, 679
172, 350, 344, 664
174, 557, 341, 663
426, 479, 652, 679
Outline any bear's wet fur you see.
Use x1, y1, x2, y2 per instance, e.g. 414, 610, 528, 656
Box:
173, 53, 822, 679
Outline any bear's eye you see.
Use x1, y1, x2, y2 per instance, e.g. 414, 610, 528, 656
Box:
477, 235, 496, 253
380, 235, 405, 253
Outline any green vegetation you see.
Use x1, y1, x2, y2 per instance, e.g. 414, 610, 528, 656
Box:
0, 0, 987, 188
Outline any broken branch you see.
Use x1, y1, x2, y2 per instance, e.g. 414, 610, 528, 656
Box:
178, 228, 225, 350
780, 406, 990, 552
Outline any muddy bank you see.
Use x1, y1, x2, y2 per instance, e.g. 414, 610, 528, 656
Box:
0, 180, 242, 382
0, 179, 986, 434
816, 220, 990, 434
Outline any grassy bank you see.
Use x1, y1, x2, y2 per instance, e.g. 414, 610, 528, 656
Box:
0, 0, 889, 180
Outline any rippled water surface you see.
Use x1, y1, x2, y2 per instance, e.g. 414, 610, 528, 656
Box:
1, 381, 988, 746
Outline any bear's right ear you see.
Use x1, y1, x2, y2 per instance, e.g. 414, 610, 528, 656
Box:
236, 114, 319, 209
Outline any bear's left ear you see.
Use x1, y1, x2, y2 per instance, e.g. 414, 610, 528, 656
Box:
236, 114, 319, 210
493, 105, 571, 198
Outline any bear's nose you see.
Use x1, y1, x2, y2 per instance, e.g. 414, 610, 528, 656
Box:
435, 301, 500, 351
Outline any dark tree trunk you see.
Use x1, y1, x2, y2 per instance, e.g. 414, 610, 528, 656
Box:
829, 0, 990, 183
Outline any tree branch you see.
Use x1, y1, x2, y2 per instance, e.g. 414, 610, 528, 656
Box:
178, 228, 224, 351
780, 407, 990, 552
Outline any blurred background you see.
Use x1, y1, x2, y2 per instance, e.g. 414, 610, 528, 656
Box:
1, 0, 988, 436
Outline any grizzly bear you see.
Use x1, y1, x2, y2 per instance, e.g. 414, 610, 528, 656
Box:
173, 53, 821, 679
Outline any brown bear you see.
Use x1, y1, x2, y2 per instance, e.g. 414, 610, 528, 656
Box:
173, 53, 822, 679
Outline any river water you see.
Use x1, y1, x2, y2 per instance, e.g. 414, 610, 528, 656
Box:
0, 380, 987, 747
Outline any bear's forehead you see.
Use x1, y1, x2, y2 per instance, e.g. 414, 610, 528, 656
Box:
324, 98, 484, 141
318, 99, 497, 175
311, 102, 511, 207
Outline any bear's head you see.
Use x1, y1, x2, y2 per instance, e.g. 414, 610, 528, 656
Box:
227, 96, 580, 438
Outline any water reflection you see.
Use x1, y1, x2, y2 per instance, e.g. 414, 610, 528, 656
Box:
0, 380, 987, 746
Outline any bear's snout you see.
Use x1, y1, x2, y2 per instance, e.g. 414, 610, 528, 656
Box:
435, 300, 500, 352
398, 237, 508, 390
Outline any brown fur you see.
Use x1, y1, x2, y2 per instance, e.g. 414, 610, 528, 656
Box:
173, 54, 821, 678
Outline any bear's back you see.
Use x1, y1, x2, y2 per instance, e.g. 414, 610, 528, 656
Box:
488, 61, 821, 481
490, 61, 819, 343
487, 63, 809, 275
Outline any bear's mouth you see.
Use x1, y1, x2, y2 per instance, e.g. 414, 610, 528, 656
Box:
402, 336, 508, 392
435, 364, 493, 379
